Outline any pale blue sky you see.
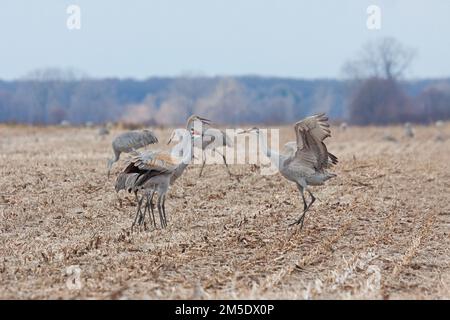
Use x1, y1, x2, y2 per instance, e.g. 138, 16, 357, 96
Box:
0, 0, 449, 80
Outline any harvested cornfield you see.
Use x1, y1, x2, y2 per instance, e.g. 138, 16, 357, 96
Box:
0, 123, 449, 299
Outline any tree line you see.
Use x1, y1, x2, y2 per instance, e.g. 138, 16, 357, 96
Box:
0, 39, 449, 126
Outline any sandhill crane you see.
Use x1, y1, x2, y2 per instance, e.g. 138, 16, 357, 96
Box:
184, 115, 235, 177
240, 113, 338, 229
115, 116, 210, 229
435, 120, 445, 141
382, 133, 398, 142
115, 130, 194, 229
107, 129, 159, 177
197, 128, 235, 178
404, 122, 414, 138
186, 115, 212, 131
170, 128, 235, 178
60, 120, 70, 127
98, 126, 110, 138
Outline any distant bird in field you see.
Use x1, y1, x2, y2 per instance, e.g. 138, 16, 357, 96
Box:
115, 116, 209, 229
435, 120, 446, 141
107, 129, 159, 177
382, 133, 398, 142
340, 122, 348, 131
240, 113, 338, 229
404, 122, 414, 138
60, 120, 71, 127
98, 126, 110, 138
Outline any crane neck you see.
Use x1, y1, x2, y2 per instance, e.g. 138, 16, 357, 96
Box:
179, 131, 193, 165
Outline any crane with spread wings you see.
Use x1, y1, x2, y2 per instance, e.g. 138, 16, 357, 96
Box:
240, 113, 338, 229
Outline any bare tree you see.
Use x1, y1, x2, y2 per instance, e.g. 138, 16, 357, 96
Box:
194, 78, 250, 124
344, 38, 417, 124
22, 67, 88, 81
343, 37, 416, 80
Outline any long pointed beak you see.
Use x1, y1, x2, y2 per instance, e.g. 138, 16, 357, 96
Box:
237, 129, 250, 135
198, 117, 212, 125
167, 138, 172, 145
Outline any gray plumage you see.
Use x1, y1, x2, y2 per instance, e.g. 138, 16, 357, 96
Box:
241, 113, 338, 229
196, 128, 234, 178
404, 122, 414, 138
60, 120, 70, 127
115, 116, 210, 229
107, 129, 158, 177
178, 115, 235, 178
382, 133, 398, 142
98, 126, 110, 137
435, 121, 446, 141
115, 151, 175, 229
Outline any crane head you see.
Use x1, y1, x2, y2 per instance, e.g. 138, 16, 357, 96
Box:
186, 115, 212, 130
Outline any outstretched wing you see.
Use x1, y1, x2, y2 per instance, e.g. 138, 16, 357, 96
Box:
294, 113, 337, 171
113, 130, 158, 152
130, 150, 179, 172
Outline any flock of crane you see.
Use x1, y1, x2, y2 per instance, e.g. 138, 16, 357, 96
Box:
380, 121, 447, 142
106, 114, 339, 231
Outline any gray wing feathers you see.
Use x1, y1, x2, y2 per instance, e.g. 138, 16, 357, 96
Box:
112, 130, 158, 153
115, 172, 140, 192
294, 113, 337, 171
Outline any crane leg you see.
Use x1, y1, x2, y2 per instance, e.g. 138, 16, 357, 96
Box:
148, 191, 157, 228
157, 195, 166, 229
290, 184, 313, 229
306, 189, 316, 211
217, 149, 234, 179
199, 151, 206, 177
131, 194, 144, 230
107, 160, 114, 179
134, 191, 144, 224
138, 193, 148, 228
161, 194, 168, 227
